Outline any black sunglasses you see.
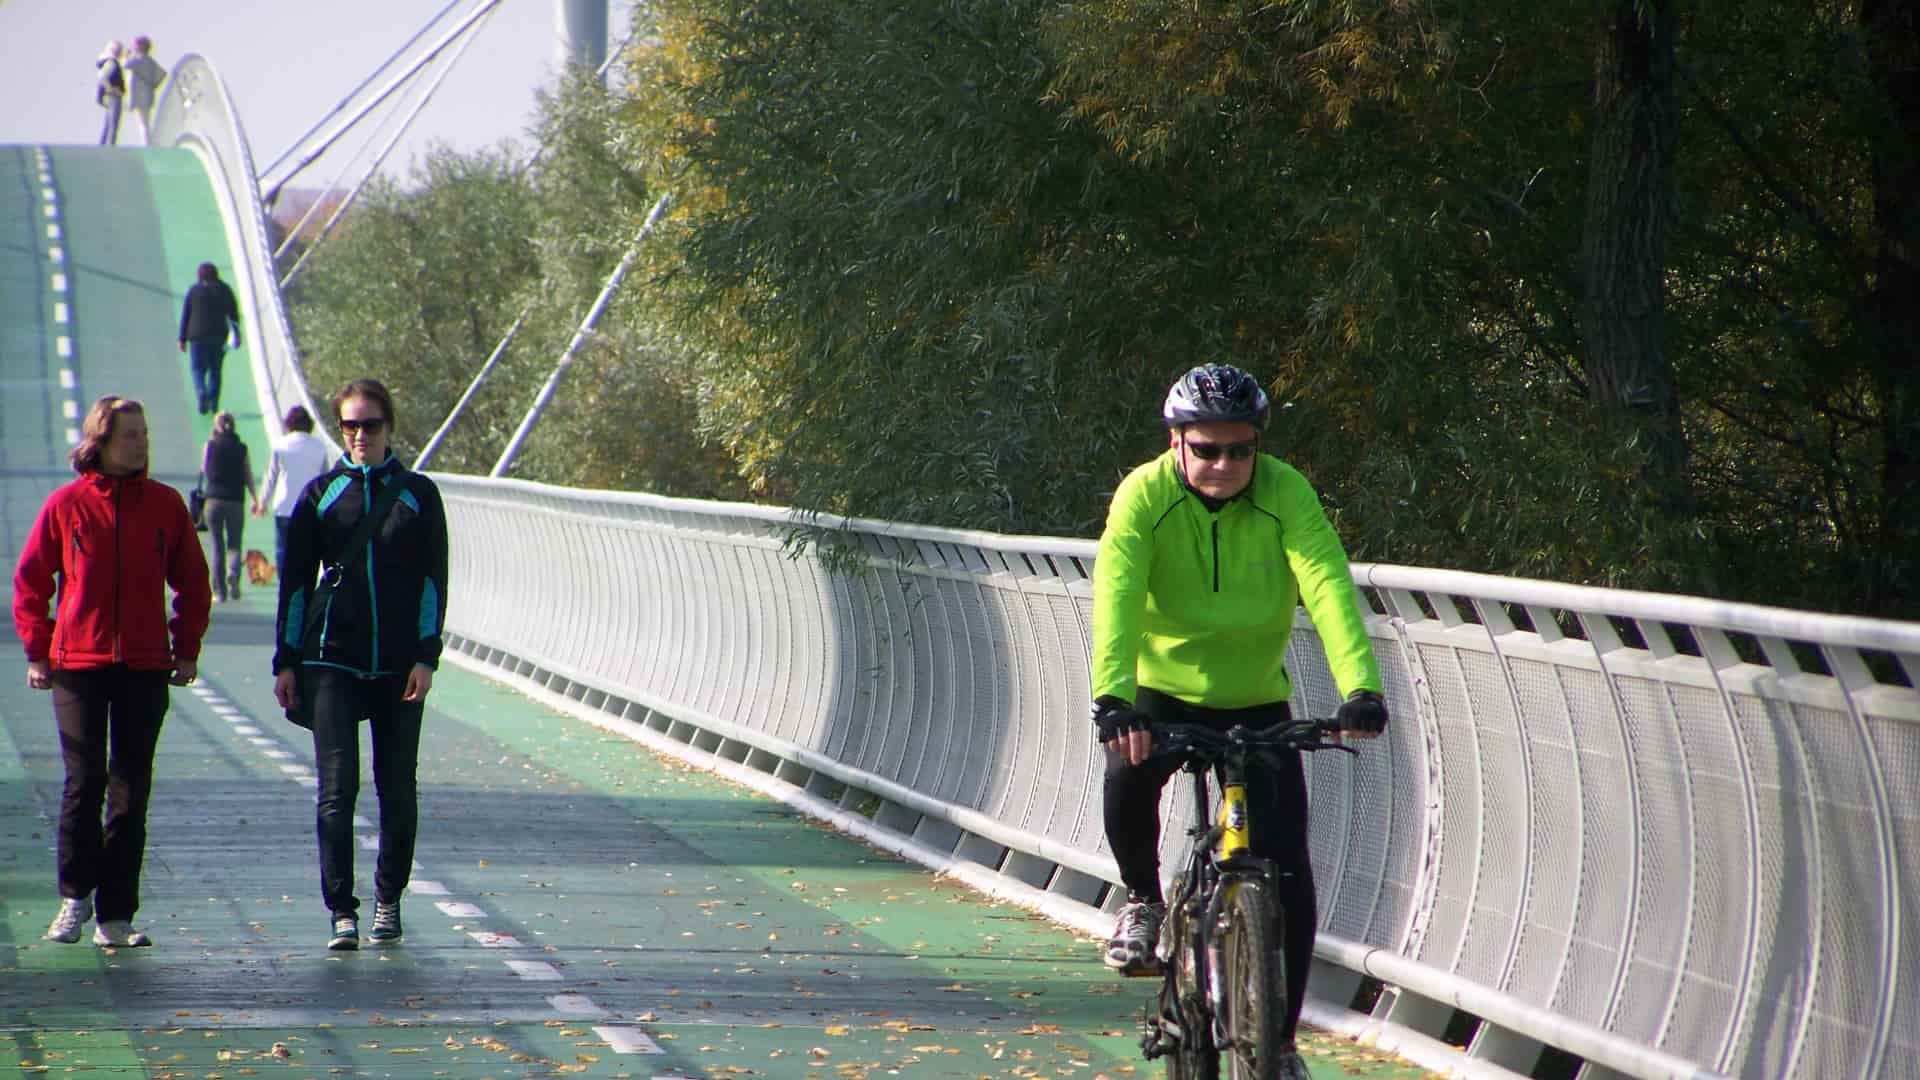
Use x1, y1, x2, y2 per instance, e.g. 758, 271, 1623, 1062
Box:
1183, 438, 1257, 462
339, 417, 387, 434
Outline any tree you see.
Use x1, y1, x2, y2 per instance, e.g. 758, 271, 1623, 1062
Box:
287, 145, 541, 467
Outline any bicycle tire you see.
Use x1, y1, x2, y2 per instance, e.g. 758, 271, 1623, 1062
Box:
1219, 880, 1287, 1080
1161, 881, 1219, 1080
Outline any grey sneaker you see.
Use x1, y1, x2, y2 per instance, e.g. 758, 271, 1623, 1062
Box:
328, 913, 359, 951
45, 898, 92, 943
369, 900, 402, 944
1103, 898, 1166, 972
93, 920, 152, 947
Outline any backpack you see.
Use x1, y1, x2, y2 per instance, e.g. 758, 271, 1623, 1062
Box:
95, 58, 120, 106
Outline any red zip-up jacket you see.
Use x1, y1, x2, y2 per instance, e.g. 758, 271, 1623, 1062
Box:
13, 469, 212, 670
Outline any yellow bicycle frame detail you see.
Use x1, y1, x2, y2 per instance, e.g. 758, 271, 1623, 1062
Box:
1215, 782, 1250, 861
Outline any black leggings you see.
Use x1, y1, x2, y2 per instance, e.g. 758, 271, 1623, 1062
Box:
1103, 686, 1318, 1044
309, 667, 423, 915
51, 665, 170, 922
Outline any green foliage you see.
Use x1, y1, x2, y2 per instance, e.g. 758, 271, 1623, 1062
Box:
285, 144, 542, 465
290, 0, 1917, 617
285, 77, 750, 501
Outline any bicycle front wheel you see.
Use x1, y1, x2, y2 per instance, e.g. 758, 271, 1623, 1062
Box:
1219, 880, 1287, 1080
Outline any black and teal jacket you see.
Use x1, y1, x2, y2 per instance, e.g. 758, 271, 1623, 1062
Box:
272, 453, 448, 678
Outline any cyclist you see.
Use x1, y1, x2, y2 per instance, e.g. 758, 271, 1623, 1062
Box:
1091, 362, 1389, 1077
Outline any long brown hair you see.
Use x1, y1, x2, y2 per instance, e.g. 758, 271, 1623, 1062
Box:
69, 396, 144, 474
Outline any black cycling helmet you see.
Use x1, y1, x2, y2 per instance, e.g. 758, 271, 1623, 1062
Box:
1162, 363, 1270, 429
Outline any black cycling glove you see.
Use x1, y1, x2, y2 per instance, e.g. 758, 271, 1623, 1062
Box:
1091, 694, 1150, 743
1336, 689, 1389, 734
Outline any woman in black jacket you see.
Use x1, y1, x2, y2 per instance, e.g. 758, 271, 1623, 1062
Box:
272, 379, 448, 952
199, 412, 257, 602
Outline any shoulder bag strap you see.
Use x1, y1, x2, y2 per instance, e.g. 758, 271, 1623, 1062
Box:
299, 474, 410, 647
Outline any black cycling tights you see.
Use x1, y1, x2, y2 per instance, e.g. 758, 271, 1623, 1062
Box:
1103, 686, 1318, 1044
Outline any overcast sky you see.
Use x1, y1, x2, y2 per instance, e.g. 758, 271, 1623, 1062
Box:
0, 0, 631, 183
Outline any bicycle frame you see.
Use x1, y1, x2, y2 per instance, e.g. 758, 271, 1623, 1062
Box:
1142, 719, 1352, 1074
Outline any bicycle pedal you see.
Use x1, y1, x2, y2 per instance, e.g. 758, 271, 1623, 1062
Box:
1119, 957, 1164, 978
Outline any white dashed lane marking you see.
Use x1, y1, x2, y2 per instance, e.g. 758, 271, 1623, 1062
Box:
593, 1027, 665, 1054
186, 673, 629, 1033
546, 994, 608, 1018
504, 960, 562, 981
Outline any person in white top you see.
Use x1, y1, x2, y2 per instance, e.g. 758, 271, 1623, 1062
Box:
252, 405, 334, 578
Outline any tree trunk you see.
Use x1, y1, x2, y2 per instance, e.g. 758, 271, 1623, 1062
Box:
1863, 0, 1920, 616
1579, 0, 1687, 511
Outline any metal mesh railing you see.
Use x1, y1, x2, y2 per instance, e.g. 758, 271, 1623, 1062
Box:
430, 474, 1920, 1079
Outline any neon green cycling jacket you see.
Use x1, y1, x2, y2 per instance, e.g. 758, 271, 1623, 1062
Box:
1091, 450, 1382, 709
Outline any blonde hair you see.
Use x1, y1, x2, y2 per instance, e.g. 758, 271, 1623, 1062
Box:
69, 396, 144, 474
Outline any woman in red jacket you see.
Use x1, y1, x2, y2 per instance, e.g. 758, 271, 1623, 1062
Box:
13, 396, 212, 947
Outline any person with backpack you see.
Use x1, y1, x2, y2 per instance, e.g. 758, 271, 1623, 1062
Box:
273, 379, 448, 951
95, 41, 126, 146
199, 412, 258, 603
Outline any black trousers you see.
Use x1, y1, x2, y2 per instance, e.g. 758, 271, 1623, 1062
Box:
308, 667, 423, 915
1103, 686, 1317, 1044
51, 665, 170, 922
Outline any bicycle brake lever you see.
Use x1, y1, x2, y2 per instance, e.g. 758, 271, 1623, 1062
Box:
1304, 740, 1360, 756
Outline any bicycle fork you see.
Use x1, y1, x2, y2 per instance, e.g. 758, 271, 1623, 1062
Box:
1205, 779, 1251, 1050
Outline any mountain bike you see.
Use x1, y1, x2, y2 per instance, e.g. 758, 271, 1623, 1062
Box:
1138, 717, 1354, 1079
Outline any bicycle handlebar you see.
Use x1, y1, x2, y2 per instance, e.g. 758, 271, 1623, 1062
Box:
1147, 717, 1357, 764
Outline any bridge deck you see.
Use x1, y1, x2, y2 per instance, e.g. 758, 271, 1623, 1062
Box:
0, 143, 1429, 1078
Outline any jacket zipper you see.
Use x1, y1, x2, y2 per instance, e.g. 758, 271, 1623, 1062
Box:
1211, 518, 1221, 593
366, 473, 380, 667
112, 481, 123, 663
65, 528, 84, 667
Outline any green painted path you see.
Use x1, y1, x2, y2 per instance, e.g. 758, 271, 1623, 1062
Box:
0, 144, 1434, 1079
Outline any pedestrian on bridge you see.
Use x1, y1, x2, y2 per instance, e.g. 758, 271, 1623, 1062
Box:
13, 396, 212, 948
253, 405, 333, 578
94, 41, 126, 146
200, 411, 258, 602
124, 36, 167, 146
178, 262, 242, 415
272, 379, 448, 952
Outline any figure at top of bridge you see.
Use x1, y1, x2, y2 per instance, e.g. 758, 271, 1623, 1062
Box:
94, 40, 125, 146
124, 36, 168, 146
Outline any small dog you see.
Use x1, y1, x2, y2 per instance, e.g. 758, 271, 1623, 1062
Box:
244, 549, 277, 587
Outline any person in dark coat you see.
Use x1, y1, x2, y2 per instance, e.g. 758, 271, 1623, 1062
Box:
200, 411, 258, 602
14, 396, 211, 948
95, 42, 126, 146
273, 379, 448, 951
178, 263, 242, 415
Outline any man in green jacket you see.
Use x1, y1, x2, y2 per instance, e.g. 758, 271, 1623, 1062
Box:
1090, 363, 1388, 1077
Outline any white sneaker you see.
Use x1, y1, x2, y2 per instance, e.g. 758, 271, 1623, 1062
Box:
45, 898, 92, 943
93, 920, 152, 947
1104, 898, 1166, 972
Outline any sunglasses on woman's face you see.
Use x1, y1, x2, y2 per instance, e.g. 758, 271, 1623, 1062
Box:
1183, 438, 1257, 462
339, 417, 386, 434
